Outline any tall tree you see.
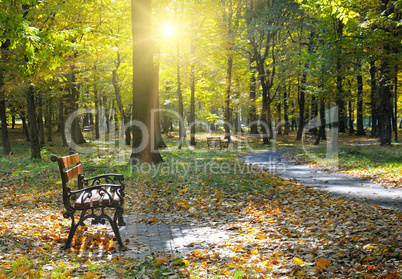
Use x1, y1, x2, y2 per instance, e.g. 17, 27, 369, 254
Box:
0, 42, 11, 155
130, 0, 163, 164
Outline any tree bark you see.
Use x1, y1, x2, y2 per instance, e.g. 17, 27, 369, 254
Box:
112, 58, 131, 145
224, 54, 233, 142
378, 0, 393, 146
20, 111, 30, 142
176, 37, 185, 149
248, 66, 259, 135
348, 100, 354, 134
314, 98, 326, 145
45, 98, 52, 142
335, 20, 346, 133
68, 64, 86, 145
283, 85, 290, 135
190, 61, 196, 146
26, 84, 41, 159
356, 71, 366, 135
370, 60, 379, 137
153, 64, 166, 148
37, 93, 45, 146
0, 41, 11, 155
0, 97, 11, 155
130, 0, 163, 164
296, 71, 306, 141
393, 66, 398, 142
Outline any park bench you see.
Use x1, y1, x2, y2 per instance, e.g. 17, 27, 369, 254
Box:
51, 152, 127, 251
206, 136, 229, 150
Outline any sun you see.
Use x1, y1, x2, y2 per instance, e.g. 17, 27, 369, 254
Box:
161, 24, 175, 38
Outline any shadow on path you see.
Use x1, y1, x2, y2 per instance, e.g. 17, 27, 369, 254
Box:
240, 149, 402, 211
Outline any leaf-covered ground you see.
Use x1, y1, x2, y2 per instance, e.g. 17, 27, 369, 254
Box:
0, 139, 401, 278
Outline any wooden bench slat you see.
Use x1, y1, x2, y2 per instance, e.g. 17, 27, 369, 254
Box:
60, 153, 80, 169
64, 164, 83, 183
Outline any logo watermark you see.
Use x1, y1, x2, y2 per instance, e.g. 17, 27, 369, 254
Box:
64, 106, 339, 174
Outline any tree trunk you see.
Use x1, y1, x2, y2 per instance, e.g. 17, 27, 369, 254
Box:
393, 66, 398, 142
20, 111, 30, 142
314, 98, 327, 145
283, 85, 290, 135
378, 0, 393, 146
311, 95, 318, 134
224, 54, 233, 143
356, 71, 366, 135
190, 62, 196, 146
69, 64, 86, 145
94, 82, 100, 140
45, 98, 53, 142
130, 0, 163, 164
348, 100, 354, 134
277, 102, 282, 135
26, 84, 41, 159
260, 90, 273, 144
296, 71, 306, 140
153, 64, 166, 148
0, 38, 11, 155
0, 97, 11, 155
112, 51, 131, 145
335, 20, 346, 133
37, 93, 45, 146
176, 37, 185, 149
370, 60, 379, 137
249, 66, 259, 135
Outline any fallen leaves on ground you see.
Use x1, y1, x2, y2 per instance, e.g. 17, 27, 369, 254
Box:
0, 148, 401, 278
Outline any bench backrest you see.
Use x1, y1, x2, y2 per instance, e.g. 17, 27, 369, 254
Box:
51, 153, 84, 197
51, 153, 84, 209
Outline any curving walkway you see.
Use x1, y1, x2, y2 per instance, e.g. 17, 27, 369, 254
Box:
240, 149, 402, 211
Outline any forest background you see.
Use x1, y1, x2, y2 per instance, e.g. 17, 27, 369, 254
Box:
0, 0, 401, 159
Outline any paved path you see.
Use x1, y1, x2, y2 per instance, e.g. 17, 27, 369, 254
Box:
240, 149, 402, 211
119, 214, 228, 257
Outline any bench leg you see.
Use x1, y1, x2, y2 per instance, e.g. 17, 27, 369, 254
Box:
64, 216, 79, 250
112, 209, 127, 251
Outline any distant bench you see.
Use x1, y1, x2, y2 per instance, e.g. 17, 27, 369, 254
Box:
206, 136, 229, 150
51, 152, 127, 251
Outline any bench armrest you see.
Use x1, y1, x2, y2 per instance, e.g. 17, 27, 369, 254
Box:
70, 183, 124, 195
84, 173, 124, 187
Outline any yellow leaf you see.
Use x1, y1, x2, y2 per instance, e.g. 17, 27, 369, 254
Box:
293, 257, 304, 265
363, 244, 376, 250
193, 250, 202, 256
251, 249, 259, 255
112, 256, 121, 263
226, 264, 237, 269
316, 257, 331, 270
155, 256, 168, 265
174, 259, 189, 266
215, 192, 221, 199
43, 243, 52, 250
